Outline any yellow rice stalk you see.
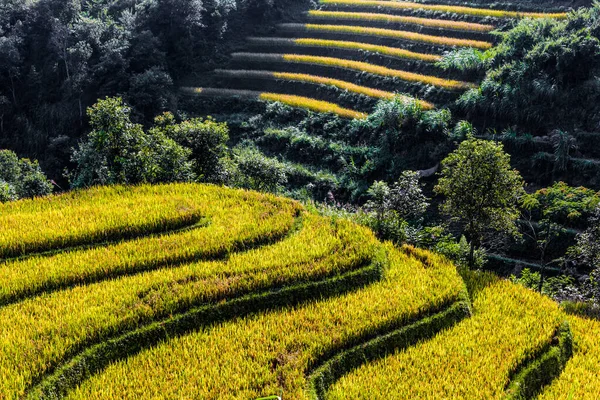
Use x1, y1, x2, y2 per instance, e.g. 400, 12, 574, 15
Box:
63, 245, 466, 399
538, 316, 600, 399
281, 54, 476, 90
303, 23, 493, 49
294, 38, 442, 62
0, 212, 380, 398
328, 277, 565, 399
259, 92, 368, 119
0, 184, 213, 258
0, 184, 301, 304
308, 10, 495, 32
319, 0, 568, 19
273, 72, 434, 109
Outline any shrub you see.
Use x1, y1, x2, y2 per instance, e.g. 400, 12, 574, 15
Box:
232, 145, 289, 192
70, 97, 195, 188
152, 113, 230, 183
0, 149, 52, 201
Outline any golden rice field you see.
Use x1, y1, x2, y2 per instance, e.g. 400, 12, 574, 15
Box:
294, 23, 493, 49
276, 53, 476, 90
181, 87, 367, 119
319, 0, 569, 19
538, 316, 600, 399
214, 69, 434, 109
1, 184, 598, 398
327, 272, 568, 399
307, 10, 496, 32
259, 92, 368, 119
247, 37, 442, 62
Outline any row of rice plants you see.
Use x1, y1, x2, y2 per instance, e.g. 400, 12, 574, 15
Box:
0, 212, 380, 398
279, 23, 493, 49
215, 68, 394, 99
326, 273, 567, 399
247, 37, 442, 63
307, 10, 495, 32
215, 69, 434, 109
60, 245, 467, 399
538, 316, 600, 399
0, 184, 223, 259
232, 53, 476, 90
319, 0, 568, 19
260, 92, 368, 119
181, 87, 367, 119
0, 184, 300, 305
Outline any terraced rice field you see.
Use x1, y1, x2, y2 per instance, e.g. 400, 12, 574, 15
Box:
183, 0, 567, 117
2, 184, 599, 399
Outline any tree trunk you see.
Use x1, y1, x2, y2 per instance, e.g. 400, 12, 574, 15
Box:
537, 250, 546, 293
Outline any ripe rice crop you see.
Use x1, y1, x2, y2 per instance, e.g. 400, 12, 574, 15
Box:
0, 185, 212, 259
319, 0, 568, 19
308, 10, 495, 32
61, 244, 467, 399
0, 210, 380, 398
272, 72, 434, 108
282, 23, 493, 49
327, 276, 566, 399
0, 184, 301, 305
247, 37, 441, 62
214, 69, 434, 109
538, 316, 600, 399
270, 53, 476, 90
260, 92, 368, 119
181, 87, 366, 119
215, 68, 395, 99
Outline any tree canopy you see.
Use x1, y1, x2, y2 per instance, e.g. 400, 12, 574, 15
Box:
435, 137, 525, 266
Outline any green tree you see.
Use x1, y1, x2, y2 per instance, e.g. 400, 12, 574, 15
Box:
153, 112, 229, 183
435, 137, 525, 267
520, 204, 564, 293
70, 97, 194, 188
231, 146, 288, 193
0, 149, 52, 201
364, 171, 429, 241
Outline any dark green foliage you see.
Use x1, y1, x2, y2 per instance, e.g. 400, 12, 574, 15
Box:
0, 0, 303, 181
523, 182, 600, 228
363, 171, 429, 243
152, 112, 230, 183
460, 4, 600, 132
574, 206, 600, 269
231, 145, 288, 193
0, 149, 52, 201
70, 97, 195, 188
435, 137, 525, 267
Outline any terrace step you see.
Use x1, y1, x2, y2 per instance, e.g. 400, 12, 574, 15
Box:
306, 10, 496, 32
230, 52, 477, 90
318, 0, 568, 19
180, 87, 368, 119
214, 68, 433, 110
278, 23, 493, 49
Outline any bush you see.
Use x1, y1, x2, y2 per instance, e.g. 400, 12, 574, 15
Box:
70, 97, 195, 188
152, 113, 230, 183
0, 149, 52, 201
231, 145, 288, 192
